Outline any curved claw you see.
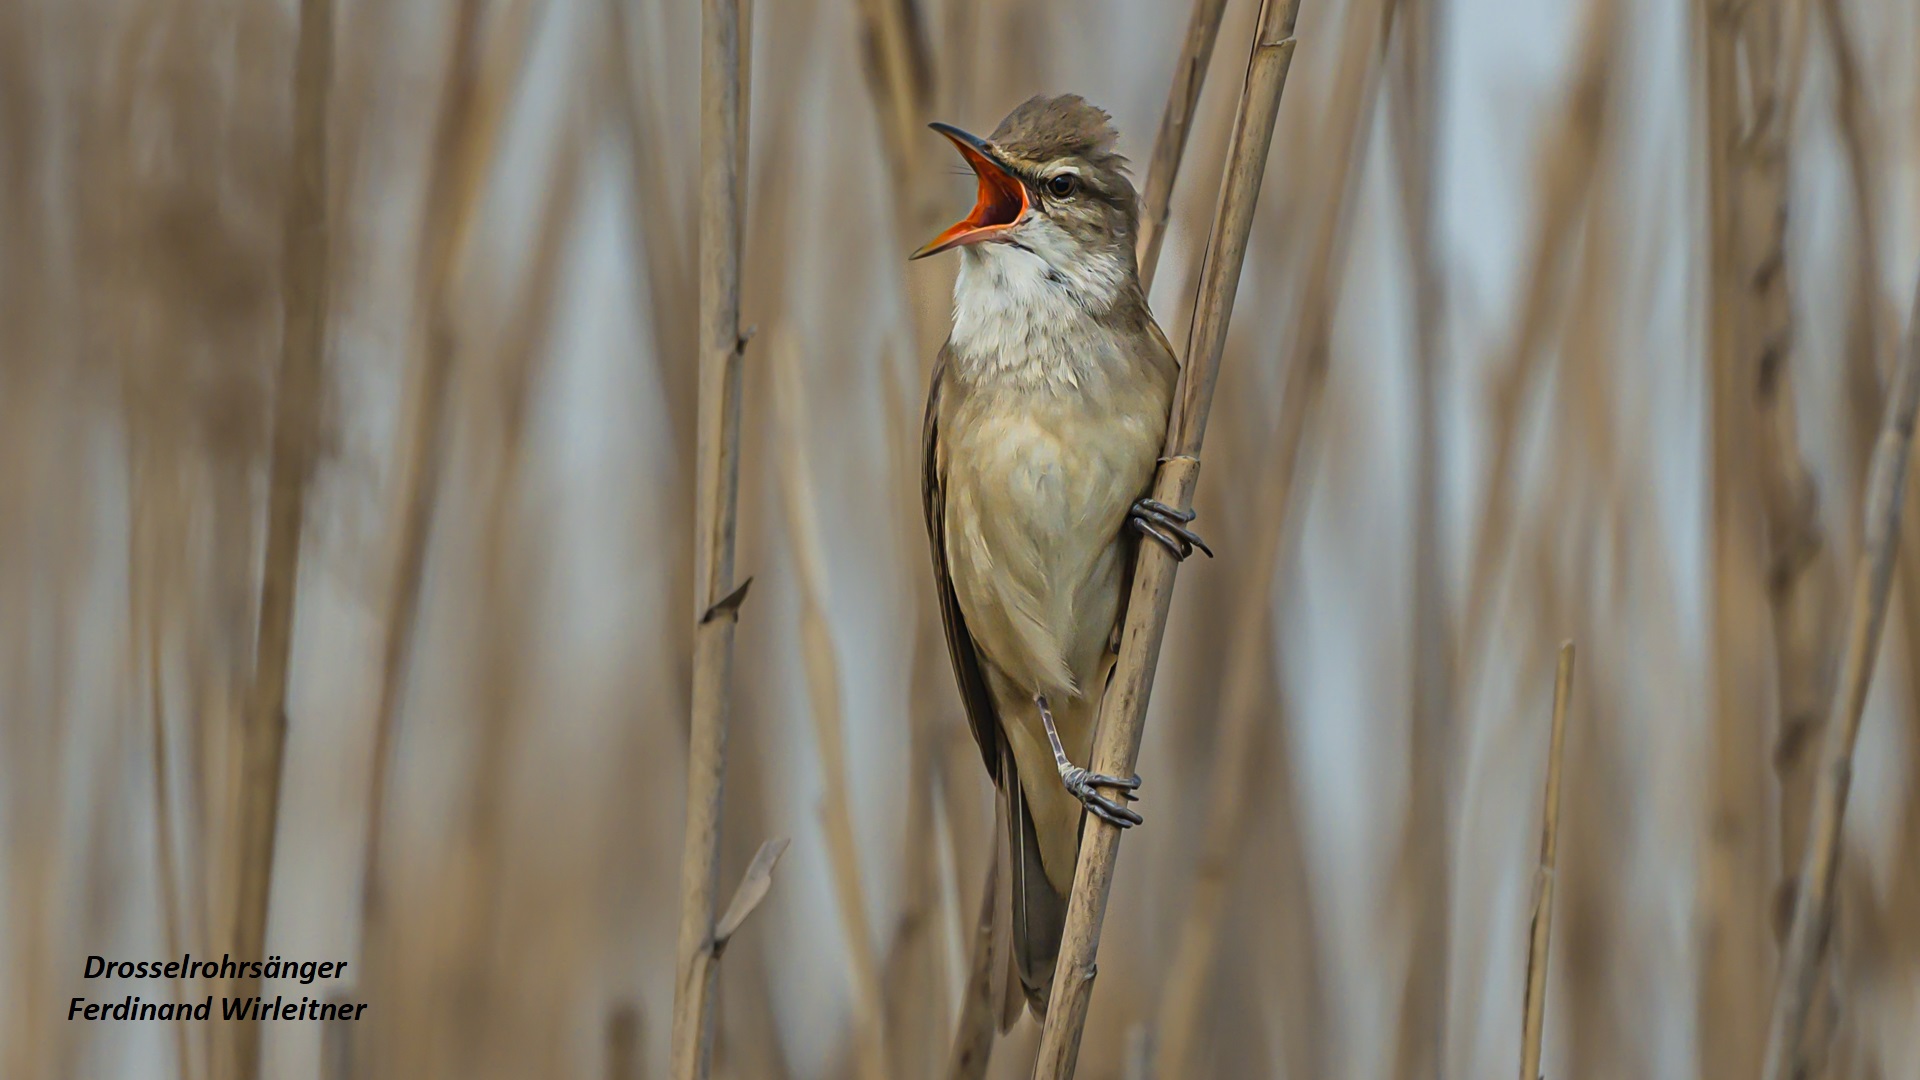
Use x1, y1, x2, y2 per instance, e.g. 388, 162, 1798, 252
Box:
1128, 499, 1214, 560
1135, 499, 1193, 523
1062, 766, 1144, 828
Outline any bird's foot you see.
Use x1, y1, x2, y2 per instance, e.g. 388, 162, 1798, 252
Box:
1128, 498, 1213, 561
1060, 765, 1143, 828
1036, 693, 1143, 828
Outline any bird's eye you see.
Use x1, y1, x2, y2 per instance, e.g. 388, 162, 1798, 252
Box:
1045, 174, 1078, 199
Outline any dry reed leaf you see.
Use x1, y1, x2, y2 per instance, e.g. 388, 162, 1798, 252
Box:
715, 838, 793, 947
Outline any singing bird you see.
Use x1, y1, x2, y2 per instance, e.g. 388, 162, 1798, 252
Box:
912, 95, 1208, 1017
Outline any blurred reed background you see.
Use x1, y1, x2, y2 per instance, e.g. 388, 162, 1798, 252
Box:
6, 0, 1920, 1077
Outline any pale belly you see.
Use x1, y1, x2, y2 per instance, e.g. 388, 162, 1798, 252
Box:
941, 405, 1160, 699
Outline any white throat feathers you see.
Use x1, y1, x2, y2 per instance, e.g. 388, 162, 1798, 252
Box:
948, 219, 1131, 392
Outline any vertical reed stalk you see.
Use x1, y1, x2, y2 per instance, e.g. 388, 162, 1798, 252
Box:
130, 472, 196, 1080
667, 0, 752, 1072
1388, 1, 1453, 1074
608, 1002, 644, 1080
1456, 0, 1614, 669
1762, 269, 1920, 1080
1030, 2, 1306, 1074
356, 0, 487, 933
1517, 643, 1575, 1080
942, 842, 1003, 1080
1134, 0, 1231, 293
772, 333, 893, 1080
1698, 0, 1776, 1073
1728, 3, 1843, 1067
225, 1, 332, 1075
1152, 0, 1389, 1067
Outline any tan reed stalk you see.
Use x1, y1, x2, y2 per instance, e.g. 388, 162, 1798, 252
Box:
1134, 0, 1231, 292
1762, 269, 1920, 1080
1698, 0, 1777, 1073
1030, 2, 1306, 1074
607, 1002, 643, 1080
861, 155, 956, 1080
356, 0, 487, 931
842, 11, 989, 1077
877, 341, 960, 1080
1556, 153, 1649, 1079
853, 0, 933, 201
849, 0, 966, 1036
128, 469, 196, 1080
225, 0, 333, 1075
667, 0, 754, 1072
770, 332, 894, 1080
1149, 402, 1303, 1080
942, 845, 1004, 1080
323, 1002, 354, 1080
354, 5, 541, 1076
1517, 643, 1576, 1080
1457, 0, 1614, 666
149, 591, 195, 1080
1824, 1, 1920, 1022
852, 13, 967, 1029
1818, 0, 1888, 495
1739, 0, 1832, 925
1729, 10, 1845, 1072
603, 0, 698, 428
438, 86, 589, 1079
1387, 2, 1454, 1075
1152, 0, 1391, 1070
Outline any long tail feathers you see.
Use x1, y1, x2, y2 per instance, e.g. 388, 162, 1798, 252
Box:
1000, 752, 1068, 1024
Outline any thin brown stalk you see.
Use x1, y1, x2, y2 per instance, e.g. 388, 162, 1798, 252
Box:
1387, 0, 1453, 1075
152, 647, 195, 1080
608, 1002, 646, 1080
225, 1, 333, 1075
1762, 270, 1920, 1080
445, 86, 589, 1079
1030, 2, 1306, 1074
1517, 643, 1575, 1080
1555, 159, 1647, 1080
1457, 0, 1614, 669
1698, 0, 1776, 1072
1825, 0, 1920, 1023
1149, 414, 1303, 1080
1135, 0, 1231, 292
1819, 0, 1887, 491
1740, 0, 1832, 932
1152, 0, 1389, 1068
356, 0, 490, 931
667, 0, 753, 1072
130, 475, 195, 1080
851, 0, 947, 363
771, 332, 893, 1080
1729, 9, 1843, 1073
942, 844, 1003, 1080
844, 11, 987, 1073
323, 995, 355, 1080
853, 0, 933, 199
604, 0, 698, 448
879, 344, 959, 1080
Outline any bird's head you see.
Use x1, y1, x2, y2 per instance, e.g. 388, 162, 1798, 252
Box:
910, 95, 1138, 284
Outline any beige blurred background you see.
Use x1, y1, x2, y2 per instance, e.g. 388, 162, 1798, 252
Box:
5, 0, 1920, 1077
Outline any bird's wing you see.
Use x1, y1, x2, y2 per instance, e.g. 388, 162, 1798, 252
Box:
923, 349, 1004, 779
1146, 312, 1181, 373
925, 351, 1036, 1028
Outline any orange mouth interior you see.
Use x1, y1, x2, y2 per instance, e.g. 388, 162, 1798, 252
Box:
910, 138, 1028, 259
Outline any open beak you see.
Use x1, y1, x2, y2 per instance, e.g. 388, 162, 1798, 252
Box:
910, 123, 1029, 260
